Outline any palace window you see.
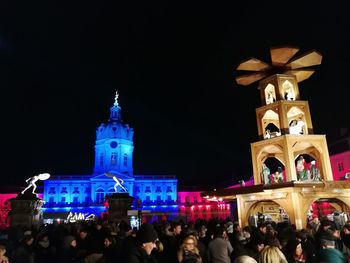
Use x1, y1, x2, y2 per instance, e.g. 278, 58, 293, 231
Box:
338, 162, 344, 172
73, 196, 79, 203
145, 186, 151, 193
134, 186, 140, 194
48, 187, 56, 194
166, 186, 173, 193
155, 186, 162, 193
60, 187, 68, 194
123, 154, 128, 166
96, 188, 105, 204
72, 187, 79, 194
111, 153, 117, 165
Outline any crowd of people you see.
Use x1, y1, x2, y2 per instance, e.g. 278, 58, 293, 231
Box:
0, 215, 350, 263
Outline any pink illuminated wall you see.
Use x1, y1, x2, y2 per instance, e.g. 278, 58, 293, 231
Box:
0, 194, 16, 229
177, 191, 231, 221
330, 150, 350, 181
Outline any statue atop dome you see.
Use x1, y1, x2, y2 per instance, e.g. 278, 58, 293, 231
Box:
114, 91, 119, 106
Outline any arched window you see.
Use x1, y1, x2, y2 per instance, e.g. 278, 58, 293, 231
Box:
111, 153, 117, 165
264, 84, 276, 104
95, 188, 105, 204
282, 80, 295, 100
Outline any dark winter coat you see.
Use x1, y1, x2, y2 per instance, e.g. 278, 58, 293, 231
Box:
126, 246, 158, 263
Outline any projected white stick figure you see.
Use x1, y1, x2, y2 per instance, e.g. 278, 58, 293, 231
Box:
113, 176, 127, 193
21, 173, 51, 194
105, 172, 128, 193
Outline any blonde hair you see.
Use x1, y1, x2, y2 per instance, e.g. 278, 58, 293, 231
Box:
177, 235, 202, 263
259, 245, 287, 263
234, 255, 257, 263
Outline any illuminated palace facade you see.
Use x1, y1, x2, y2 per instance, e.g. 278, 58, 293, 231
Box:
41, 93, 231, 221
42, 94, 178, 218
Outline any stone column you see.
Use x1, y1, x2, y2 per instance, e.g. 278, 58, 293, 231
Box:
106, 193, 134, 223
9, 192, 45, 228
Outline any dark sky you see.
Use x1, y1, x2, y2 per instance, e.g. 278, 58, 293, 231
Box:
0, 1, 349, 186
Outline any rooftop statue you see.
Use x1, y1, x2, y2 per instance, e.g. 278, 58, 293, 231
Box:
114, 91, 119, 106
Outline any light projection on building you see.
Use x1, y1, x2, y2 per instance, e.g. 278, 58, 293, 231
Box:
42, 92, 178, 219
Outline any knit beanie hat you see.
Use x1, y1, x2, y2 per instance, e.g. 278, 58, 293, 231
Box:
317, 248, 344, 263
136, 224, 158, 244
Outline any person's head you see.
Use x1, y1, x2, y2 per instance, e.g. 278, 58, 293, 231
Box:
198, 225, 207, 238
266, 237, 281, 249
250, 233, 265, 252
103, 235, 115, 247
258, 222, 267, 234
320, 238, 335, 249
172, 222, 182, 236
213, 225, 224, 238
317, 246, 345, 263
233, 255, 257, 263
296, 229, 308, 242
320, 219, 332, 231
95, 221, 102, 230
23, 234, 34, 246
182, 235, 197, 252
163, 222, 171, 233
343, 225, 350, 235
233, 222, 241, 232
294, 243, 303, 257
79, 228, 88, 239
62, 235, 76, 249
136, 223, 158, 255
259, 245, 288, 263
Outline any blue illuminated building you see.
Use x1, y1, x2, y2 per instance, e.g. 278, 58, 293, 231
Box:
43, 92, 178, 218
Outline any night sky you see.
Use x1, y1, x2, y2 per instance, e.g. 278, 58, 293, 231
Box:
0, 1, 349, 187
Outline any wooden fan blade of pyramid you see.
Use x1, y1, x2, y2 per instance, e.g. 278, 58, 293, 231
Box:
237, 58, 271, 71
284, 69, 315, 83
285, 50, 322, 69
270, 46, 300, 66
236, 72, 268, 86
